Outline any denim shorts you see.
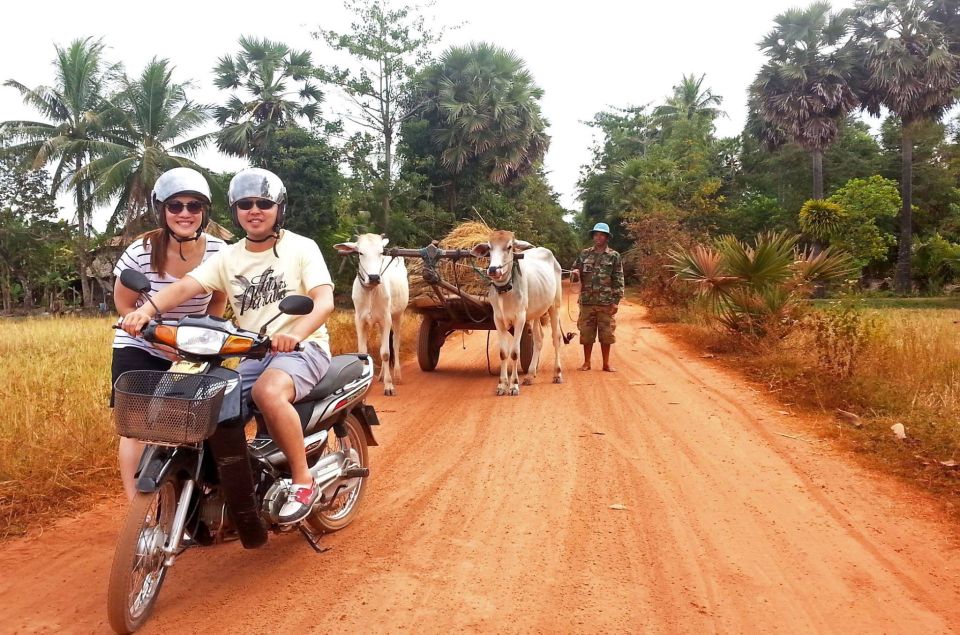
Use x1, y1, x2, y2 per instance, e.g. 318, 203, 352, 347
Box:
237, 342, 331, 404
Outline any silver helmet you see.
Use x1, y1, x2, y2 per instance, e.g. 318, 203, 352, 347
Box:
151, 167, 211, 229
228, 167, 287, 232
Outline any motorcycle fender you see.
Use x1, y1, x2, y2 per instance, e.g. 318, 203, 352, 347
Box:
352, 403, 380, 447
135, 445, 195, 493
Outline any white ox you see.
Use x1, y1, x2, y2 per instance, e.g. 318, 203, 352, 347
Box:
471, 230, 564, 396
334, 234, 409, 396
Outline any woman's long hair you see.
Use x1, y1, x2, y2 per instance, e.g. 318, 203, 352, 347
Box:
140, 229, 172, 278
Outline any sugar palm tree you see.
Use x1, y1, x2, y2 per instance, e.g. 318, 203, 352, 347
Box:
416, 42, 550, 186
751, 2, 858, 201
1, 37, 111, 307
213, 36, 322, 165
852, 0, 960, 292
79, 58, 214, 231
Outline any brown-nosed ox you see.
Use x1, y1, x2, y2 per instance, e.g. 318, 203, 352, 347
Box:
334, 234, 410, 396
471, 230, 564, 396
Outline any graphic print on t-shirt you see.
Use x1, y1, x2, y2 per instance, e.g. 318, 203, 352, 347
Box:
231, 267, 288, 315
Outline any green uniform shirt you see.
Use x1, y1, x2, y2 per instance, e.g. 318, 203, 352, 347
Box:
572, 247, 624, 306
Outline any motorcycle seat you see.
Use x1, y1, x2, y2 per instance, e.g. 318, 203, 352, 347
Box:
295, 354, 368, 404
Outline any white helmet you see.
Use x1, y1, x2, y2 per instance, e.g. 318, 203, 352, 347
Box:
228, 167, 287, 232
151, 167, 212, 230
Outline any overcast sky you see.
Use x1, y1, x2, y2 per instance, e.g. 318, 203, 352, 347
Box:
0, 0, 862, 227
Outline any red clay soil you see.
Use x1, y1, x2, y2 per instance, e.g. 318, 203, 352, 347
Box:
2, 298, 960, 633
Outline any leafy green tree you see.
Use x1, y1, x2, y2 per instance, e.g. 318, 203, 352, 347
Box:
412, 42, 550, 204
852, 0, 960, 291
1, 37, 111, 307
912, 232, 960, 289
653, 73, 724, 131
751, 2, 857, 200
257, 127, 344, 249
0, 161, 70, 310
80, 58, 214, 232
314, 0, 448, 231
213, 37, 323, 165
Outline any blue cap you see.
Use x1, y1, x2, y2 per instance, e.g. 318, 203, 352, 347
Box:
590, 222, 611, 236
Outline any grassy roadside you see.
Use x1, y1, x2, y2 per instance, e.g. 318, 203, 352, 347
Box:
0, 311, 420, 540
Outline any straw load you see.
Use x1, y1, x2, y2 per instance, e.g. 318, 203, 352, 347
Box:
407, 221, 493, 304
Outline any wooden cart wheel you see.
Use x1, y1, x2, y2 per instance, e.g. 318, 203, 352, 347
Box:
519, 325, 534, 374
418, 316, 442, 371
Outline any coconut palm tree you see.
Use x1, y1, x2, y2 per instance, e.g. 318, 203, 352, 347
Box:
213, 36, 322, 165
79, 58, 214, 231
416, 42, 550, 186
751, 2, 858, 201
852, 0, 960, 292
1, 37, 111, 307
653, 73, 724, 129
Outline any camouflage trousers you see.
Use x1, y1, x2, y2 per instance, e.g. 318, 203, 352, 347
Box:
577, 304, 617, 345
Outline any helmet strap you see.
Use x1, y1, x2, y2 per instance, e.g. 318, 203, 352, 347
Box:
246, 231, 280, 258
168, 228, 202, 261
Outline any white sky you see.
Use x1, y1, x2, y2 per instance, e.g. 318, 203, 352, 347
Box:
0, 0, 861, 228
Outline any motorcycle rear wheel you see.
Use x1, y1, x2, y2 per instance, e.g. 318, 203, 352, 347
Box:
307, 413, 369, 533
107, 475, 178, 634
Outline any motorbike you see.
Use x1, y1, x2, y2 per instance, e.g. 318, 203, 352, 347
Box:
107, 269, 379, 634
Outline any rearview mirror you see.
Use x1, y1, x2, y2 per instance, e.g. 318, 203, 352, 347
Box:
119, 269, 151, 294
279, 295, 314, 315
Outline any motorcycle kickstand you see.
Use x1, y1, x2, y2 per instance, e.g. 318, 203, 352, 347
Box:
298, 523, 330, 553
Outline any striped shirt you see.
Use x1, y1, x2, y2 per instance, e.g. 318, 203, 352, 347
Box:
112, 233, 227, 357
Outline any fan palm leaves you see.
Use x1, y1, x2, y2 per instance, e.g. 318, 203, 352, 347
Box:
668, 231, 856, 335
213, 36, 322, 163
416, 42, 549, 184
851, 0, 960, 291
751, 2, 858, 200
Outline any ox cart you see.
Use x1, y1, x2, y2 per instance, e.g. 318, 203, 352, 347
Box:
385, 244, 533, 373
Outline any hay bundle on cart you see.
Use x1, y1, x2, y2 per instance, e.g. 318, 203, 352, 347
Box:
407, 221, 491, 302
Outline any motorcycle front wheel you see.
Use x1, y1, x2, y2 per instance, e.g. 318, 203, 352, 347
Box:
307, 413, 369, 533
107, 475, 178, 634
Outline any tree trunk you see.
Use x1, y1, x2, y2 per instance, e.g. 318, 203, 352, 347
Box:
0, 269, 11, 313
379, 126, 392, 233
75, 156, 94, 308
895, 123, 914, 294
811, 150, 824, 200
19, 277, 34, 308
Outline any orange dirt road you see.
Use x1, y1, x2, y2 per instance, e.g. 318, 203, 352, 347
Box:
2, 298, 960, 633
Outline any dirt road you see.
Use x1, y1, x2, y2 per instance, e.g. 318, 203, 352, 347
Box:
2, 298, 960, 633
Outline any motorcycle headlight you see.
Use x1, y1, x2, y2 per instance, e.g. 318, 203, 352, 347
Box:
176, 326, 228, 355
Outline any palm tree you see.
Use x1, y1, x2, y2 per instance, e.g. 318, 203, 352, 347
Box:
1, 37, 110, 307
79, 58, 213, 232
751, 2, 858, 201
416, 42, 550, 189
852, 0, 960, 292
213, 36, 322, 165
653, 73, 724, 129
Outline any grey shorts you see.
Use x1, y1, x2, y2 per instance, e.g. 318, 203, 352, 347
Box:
238, 342, 331, 404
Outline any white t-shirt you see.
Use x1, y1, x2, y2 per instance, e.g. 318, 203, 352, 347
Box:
188, 230, 334, 355
113, 233, 227, 357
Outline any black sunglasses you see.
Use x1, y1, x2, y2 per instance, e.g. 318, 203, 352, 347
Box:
165, 200, 206, 214
236, 199, 277, 211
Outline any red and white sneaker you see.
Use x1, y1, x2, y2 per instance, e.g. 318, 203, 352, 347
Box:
278, 480, 320, 525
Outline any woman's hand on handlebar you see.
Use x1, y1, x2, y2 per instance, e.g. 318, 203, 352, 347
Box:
271, 333, 303, 353
120, 309, 153, 337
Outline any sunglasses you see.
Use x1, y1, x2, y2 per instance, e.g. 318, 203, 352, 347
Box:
165, 200, 206, 214
236, 199, 277, 211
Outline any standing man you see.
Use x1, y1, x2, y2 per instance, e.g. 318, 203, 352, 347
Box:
570, 222, 624, 372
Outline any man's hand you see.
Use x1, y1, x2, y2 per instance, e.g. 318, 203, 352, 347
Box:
272, 333, 303, 353
570, 270, 580, 284
609, 304, 619, 316
121, 309, 153, 337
